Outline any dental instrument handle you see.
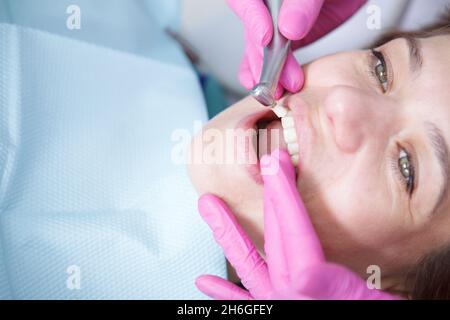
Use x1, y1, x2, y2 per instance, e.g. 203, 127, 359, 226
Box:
251, 0, 292, 107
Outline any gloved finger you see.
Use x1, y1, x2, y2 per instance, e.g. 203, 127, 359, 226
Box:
296, 264, 400, 300
244, 28, 264, 87
291, 0, 367, 49
238, 55, 256, 90
261, 149, 325, 282
274, 84, 284, 100
227, 0, 273, 46
261, 167, 290, 293
246, 37, 283, 99
198, 194, 272, 298
261, 150, 293, 294
279, 50, 304, 93
244, 54, 283, 100
195, 275, 253, 300
295, 264, 356, 300
278, 0, 324, 40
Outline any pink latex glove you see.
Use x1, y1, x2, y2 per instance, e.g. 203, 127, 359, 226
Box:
195, 149, 400, 300
227, 0, 367, 97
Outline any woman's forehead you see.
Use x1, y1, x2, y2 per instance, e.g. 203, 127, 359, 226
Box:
411, 36, 450, 111
421, 35, 450, 73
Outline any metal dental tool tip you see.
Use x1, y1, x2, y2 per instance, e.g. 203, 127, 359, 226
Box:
251, 0, 291, 107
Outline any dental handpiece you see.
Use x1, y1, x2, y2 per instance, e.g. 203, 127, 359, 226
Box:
251, 0, 291, 107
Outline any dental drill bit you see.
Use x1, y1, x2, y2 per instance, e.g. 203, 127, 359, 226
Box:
251, 0, 291, 108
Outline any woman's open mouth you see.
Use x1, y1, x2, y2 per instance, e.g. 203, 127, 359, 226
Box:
237, 104, 304, 184
255, 104, 302, 165
254, 111, 285, 161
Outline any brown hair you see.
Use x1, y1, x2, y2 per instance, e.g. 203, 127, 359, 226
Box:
378, 10, 450, 300
406, 246, 450, 299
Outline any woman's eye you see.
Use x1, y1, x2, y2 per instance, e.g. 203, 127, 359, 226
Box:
398, 149, 415, 195
371, 49, 389, 93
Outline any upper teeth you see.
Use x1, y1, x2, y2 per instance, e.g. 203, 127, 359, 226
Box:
272, 104, 299, 166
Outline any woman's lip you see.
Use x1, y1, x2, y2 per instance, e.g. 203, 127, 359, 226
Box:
288, 95, 312, 175
235, 96, 312, 184
236, 108, 276, 185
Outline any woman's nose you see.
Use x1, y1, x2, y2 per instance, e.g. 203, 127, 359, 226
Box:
324, 86, 387, 153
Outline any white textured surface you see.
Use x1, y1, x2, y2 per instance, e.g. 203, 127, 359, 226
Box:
0, 22, 226, 300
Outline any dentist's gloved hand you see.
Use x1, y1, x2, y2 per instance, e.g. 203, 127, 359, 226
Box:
195, 149, 400, 300
228, 0, 367, 97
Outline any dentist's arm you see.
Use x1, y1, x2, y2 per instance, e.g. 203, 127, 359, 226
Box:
195, 149, 400, 300
227, 0, 367, 96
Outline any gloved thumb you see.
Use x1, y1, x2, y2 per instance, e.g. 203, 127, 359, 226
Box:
227, 0, 274, 46
278, 0, 324, 40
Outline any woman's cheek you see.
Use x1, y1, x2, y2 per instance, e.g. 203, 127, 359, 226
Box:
316, 178, 394, 246
303, 51, 362, 88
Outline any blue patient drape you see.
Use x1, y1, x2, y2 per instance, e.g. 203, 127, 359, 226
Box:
0, 0, 226, 299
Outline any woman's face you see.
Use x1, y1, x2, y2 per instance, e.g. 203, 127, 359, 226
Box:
187, 35, 450, 283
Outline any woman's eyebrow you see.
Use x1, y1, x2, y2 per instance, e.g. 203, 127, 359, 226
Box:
402, 36, 423, 74
425, 122, 449, 217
